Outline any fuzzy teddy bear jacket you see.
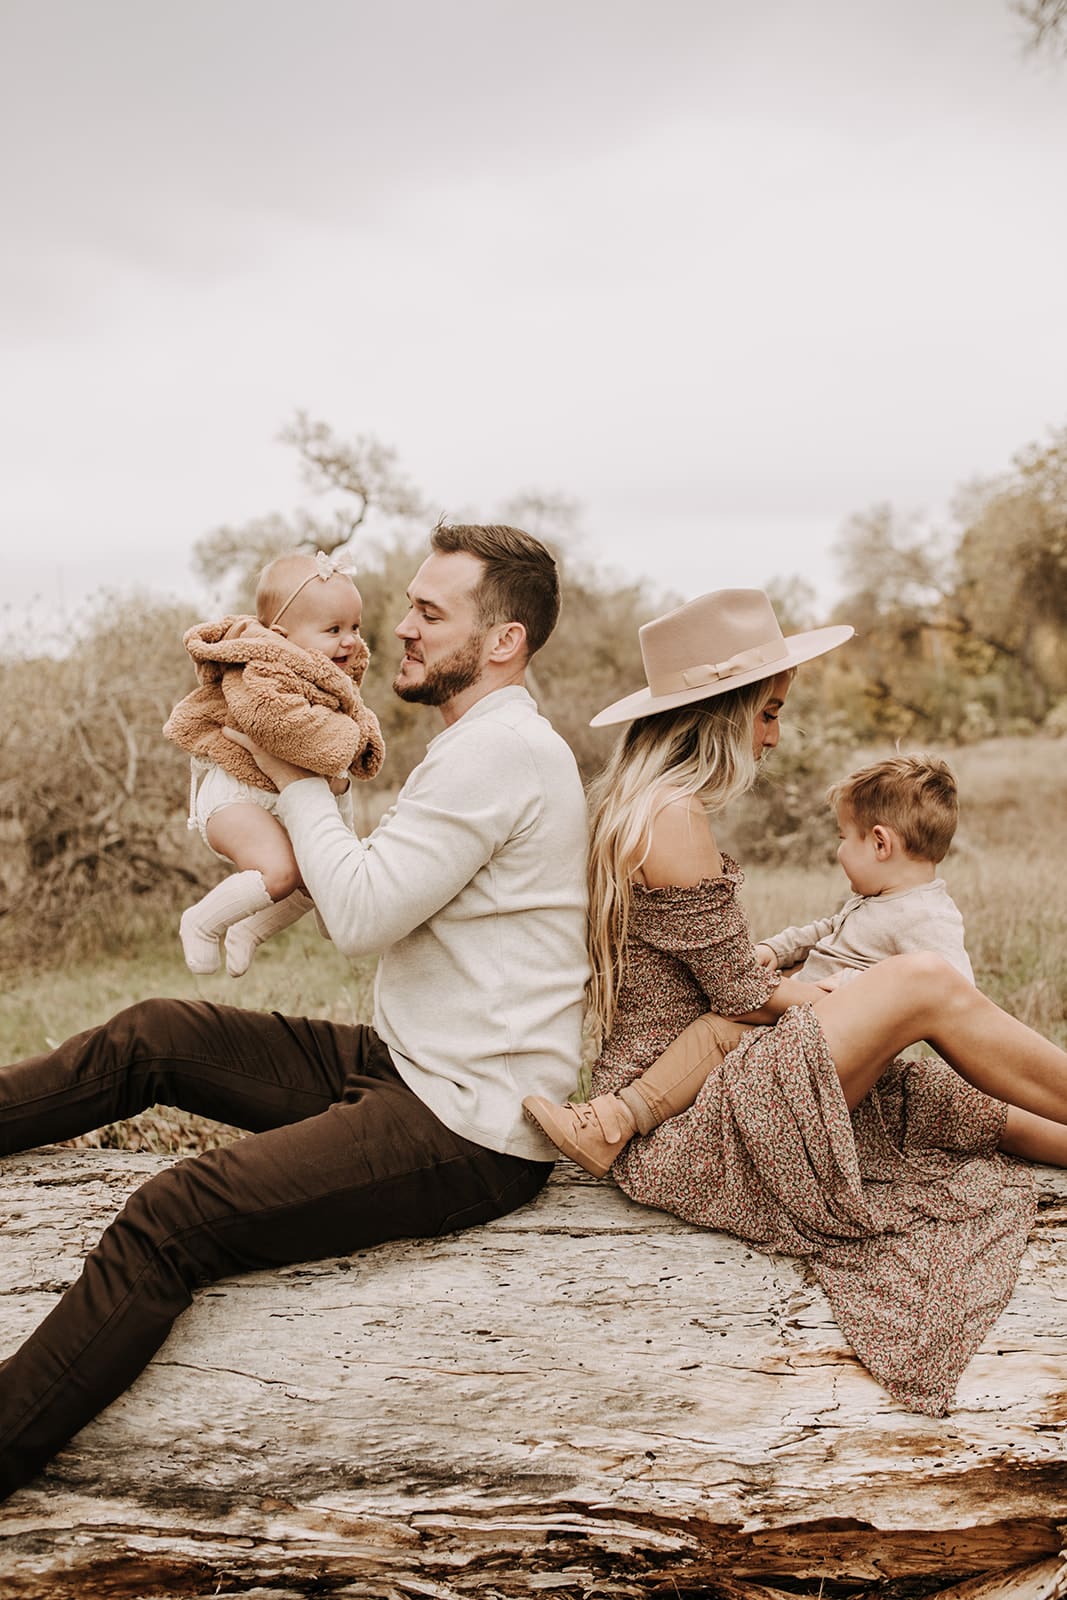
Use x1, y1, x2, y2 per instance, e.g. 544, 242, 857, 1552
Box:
163, 616, 385, 792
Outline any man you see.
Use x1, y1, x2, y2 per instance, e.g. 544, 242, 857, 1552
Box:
0, 523, 589, 1499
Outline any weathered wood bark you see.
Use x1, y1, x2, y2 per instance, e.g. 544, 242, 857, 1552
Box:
0, 1147, 1065, 1599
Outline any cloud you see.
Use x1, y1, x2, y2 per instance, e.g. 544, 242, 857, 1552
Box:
2, 0, 1065, 625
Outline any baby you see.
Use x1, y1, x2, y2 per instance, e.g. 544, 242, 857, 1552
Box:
163, 550, 385, 977
525, 753, 972, 1175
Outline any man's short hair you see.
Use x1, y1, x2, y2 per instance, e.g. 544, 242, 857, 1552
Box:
827, 754, 960, 864
430, 521, 561, 657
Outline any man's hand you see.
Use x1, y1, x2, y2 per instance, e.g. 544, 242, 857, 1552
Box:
222, 727, 314, 791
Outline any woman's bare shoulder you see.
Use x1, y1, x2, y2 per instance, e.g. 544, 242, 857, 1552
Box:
640, 788, 724, 889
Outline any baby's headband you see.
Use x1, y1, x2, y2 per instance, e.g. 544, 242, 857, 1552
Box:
268, 550, 357, 630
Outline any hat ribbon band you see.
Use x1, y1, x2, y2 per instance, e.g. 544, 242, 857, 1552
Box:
653, 641, 791, 696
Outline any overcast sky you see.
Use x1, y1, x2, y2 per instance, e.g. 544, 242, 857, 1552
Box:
2, 0, 1065, 643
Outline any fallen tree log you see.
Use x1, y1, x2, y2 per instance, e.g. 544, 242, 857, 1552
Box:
0, 1146, 1064, 1600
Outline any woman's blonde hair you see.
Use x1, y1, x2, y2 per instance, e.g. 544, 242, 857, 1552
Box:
585, 673, 788, 1047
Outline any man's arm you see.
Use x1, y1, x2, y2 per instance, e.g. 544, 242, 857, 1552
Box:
224, 723, 535, 961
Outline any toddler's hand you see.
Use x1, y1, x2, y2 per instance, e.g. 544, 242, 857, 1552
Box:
753, 942, 778, 970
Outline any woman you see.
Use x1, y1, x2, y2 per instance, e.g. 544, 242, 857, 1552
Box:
528, 588, 1067, 1415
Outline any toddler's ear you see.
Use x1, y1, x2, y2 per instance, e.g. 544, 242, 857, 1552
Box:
871, 824, 895, 858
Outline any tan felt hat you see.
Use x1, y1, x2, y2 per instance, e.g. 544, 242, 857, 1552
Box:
591, 588, 854, 727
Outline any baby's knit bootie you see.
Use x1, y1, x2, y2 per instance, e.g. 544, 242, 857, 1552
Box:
179, 870, 273, 975
224, 890, 315, 977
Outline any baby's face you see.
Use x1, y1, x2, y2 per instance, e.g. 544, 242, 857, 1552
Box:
283, 576, 364, 666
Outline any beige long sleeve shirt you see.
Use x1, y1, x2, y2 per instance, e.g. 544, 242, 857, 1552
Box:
277, 687, 589, 1160
761, 878, 973, 985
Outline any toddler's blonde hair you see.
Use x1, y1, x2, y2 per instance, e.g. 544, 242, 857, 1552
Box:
827, 754, 959, 864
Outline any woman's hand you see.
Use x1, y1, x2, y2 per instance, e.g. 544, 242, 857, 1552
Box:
222, 727, 315, 791
738, 974, 829, 1023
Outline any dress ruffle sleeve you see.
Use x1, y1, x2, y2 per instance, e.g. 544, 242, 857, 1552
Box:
632, 858, 780, 1018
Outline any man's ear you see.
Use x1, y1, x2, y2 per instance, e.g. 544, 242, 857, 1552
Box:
871, 824, 895, 858
487, 620, 527, 665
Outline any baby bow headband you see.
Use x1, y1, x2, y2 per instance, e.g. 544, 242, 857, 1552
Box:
268, 551, 357, 629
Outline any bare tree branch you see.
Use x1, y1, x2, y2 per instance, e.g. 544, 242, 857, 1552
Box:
280, 411, 426, 526
1012, 0, 1067, 56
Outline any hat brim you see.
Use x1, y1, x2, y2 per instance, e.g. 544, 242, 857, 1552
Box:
590, 624, 855, 727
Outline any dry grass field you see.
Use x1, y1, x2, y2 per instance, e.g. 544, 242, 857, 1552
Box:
0, 735, 1063, 1154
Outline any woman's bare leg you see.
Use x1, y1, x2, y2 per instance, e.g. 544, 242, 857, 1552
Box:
998, 1105, 1067, 1165
812, 952, 1067, 1132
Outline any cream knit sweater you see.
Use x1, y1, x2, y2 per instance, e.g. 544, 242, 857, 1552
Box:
277, 687, 589, 1160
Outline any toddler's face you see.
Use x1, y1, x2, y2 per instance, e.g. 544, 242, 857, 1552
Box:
283, 576, 364, 666
834, 804, 882, 896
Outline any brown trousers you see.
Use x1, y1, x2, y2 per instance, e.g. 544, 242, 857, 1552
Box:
0, 999, 551, 1498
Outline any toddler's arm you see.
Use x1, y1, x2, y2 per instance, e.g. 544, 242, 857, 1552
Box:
760, 909, 842, 972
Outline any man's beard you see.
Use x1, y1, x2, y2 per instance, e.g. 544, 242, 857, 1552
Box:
393, 634, 486, 706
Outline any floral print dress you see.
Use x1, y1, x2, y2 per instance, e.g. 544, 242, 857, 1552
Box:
591, 857, 1037, 1415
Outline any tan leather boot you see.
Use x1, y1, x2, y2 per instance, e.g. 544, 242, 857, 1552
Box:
522, 1093, 638, 1177
525, 1015, 751, 1176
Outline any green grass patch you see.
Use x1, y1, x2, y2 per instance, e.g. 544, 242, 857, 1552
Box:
2, 920, 375, 1061
1, 920, 377, 1154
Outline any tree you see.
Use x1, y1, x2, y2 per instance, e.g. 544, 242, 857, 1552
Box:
1012, 0, 1067, 56
951, 427, 1067, 720
763, 575, 820, 634
826, 505, 963, 738
824, 425, 1067, 738
0, 594, 204, 967
191, 412, 427, 610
